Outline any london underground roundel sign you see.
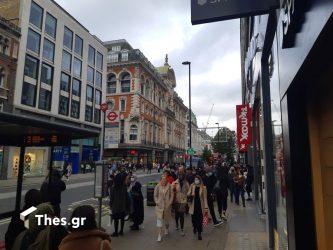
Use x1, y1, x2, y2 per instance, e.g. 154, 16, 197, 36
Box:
107, 111, 118, 122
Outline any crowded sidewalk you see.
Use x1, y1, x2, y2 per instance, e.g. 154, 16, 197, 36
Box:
100, 199, 267, 250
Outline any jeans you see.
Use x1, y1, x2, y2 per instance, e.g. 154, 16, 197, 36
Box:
235, 186, 245, 207
216, 193, 228, 214
175, 211, 185, 229
207, 194, 218, 223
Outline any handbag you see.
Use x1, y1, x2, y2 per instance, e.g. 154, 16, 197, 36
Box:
203, 212, 209, 228
187, 195, 193, 203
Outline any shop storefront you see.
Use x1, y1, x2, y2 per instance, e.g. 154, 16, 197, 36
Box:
9, 147, 49, 178
241, 2, 333, 249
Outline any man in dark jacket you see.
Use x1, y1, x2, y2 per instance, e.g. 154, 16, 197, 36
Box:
215, 163, 229, 221
41, 170, 66, 217
246, 164, 254, 200
110, 174, 129, 237
202, 168, 223, 227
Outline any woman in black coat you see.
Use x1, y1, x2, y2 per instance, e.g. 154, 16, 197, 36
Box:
129, 175, 144, 230
110, 173, 129, 237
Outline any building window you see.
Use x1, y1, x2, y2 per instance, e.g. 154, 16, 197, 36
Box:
60, 73, 70, 92
38, 88, 52, 111
95, 90, 101, 105
107, 100, 114, 110
141, 83, 145, 95
59, 96, 69, 115
62, 50, 71, 72
21, 82, 36, 106
86, 85, 93, 102
71, 100, 80, 118
63, 27, 73, 50
73, 57, 82, 78
130, 125, 138, 140
121, 73, 130, 93
29, 1, 43, 29
72, 78, 81, 97
0, 67, 5, 87
87, 66, 94, 84
0, 36, 9, 55
45, 13, 57, 38
85, 105, 93, 122
121, 51, 128, 61
74, 35, 83, 56
95, 71, 102, 88
42, 39, 55, 62
120, 99, 126, 112
41, 63, 53, 85
96, 52, 103, 70
94, 108, 101, 124
27, 29, 41, 54
107, 74, 116, 94
108, 53, 118, 63
88, 46, 95, 66
112, 46, 121, 51
24, 55, 39, 79
120, 119, 125, 143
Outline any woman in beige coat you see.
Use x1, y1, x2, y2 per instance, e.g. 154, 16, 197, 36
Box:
172, 167, 190, 236
187, 175, 209, 240
154, 173, 173, 242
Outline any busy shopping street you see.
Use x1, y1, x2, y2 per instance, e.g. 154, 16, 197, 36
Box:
0, 0, 333, 250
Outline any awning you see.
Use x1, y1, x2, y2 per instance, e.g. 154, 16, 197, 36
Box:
0, 112, 100, 146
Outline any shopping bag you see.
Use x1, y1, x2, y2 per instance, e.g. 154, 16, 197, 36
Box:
203, 212, 209, 228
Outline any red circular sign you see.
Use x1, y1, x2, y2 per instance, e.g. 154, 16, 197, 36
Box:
101, 103, 108, 112
107, 111, 118, 121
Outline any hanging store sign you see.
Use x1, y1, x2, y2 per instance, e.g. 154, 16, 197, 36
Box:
191, 0, 279, 25
236, 104, 252, 152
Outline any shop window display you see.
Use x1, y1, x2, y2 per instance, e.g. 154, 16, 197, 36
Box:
11, 148, 47, 177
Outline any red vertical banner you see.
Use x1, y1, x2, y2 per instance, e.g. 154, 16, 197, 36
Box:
236, 104, 252, 152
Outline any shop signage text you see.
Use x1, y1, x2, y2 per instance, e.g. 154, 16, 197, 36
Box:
281, 0, 307, 48
191, 0, 279, 25
236, 104, 252, 152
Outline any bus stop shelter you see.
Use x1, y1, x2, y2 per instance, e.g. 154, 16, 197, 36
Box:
0, 111, 101, 219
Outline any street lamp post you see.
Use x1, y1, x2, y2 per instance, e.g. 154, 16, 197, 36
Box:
215, 122, 220, 144
182, 61, 192, 168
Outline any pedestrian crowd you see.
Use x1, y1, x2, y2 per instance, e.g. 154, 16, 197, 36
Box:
152, 160, 254, 242
3, 159, 254, 249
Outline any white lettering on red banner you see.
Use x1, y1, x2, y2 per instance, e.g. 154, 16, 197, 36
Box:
236, 104, 252, 152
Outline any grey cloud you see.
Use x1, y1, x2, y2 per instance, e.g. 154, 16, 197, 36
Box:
55, 0, 241, 129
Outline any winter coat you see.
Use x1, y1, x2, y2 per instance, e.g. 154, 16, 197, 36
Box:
130, 182, 144, 225
58, 229, 111, 250
40, 179, 66, 205
109, 185, 129, 215
216, 166, 229, 197
11, 203, 67, 250
187, 184, 208, 215
172, 179, 190, 213
202, 174, 217, 195
153, 183, 173, 221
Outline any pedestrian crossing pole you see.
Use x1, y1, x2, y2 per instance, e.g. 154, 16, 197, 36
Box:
97, 103, 107, 228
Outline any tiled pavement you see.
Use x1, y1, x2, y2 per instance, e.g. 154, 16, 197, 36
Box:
101, 198, 268, 250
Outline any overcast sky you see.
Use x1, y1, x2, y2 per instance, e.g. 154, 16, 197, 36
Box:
55, 0, 241, 135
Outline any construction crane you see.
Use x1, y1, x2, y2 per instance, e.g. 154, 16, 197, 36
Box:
204, 104, 214, 133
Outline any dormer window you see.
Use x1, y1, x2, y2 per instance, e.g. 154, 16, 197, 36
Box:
121, 51, 128, 61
